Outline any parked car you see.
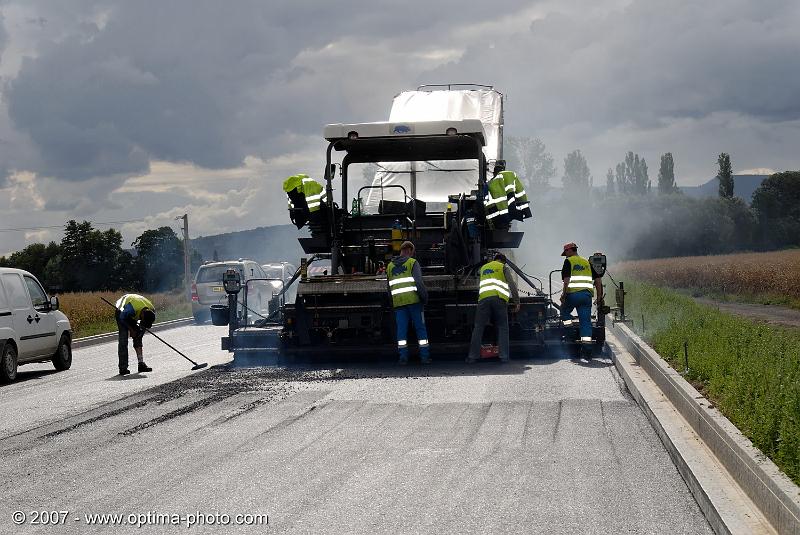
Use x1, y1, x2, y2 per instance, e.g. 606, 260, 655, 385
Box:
191, 260, 271, 324
0, 268, 72, 382
261, 262, 297, 307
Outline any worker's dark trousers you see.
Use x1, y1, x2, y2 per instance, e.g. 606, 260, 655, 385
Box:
115, 311, 143, 371
468, 296, 510, 360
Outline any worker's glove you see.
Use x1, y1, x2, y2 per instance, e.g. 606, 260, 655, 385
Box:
559, 293, 566, 304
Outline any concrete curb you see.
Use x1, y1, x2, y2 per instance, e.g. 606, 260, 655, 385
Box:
609, 321, 800, 535
72, 318, 194, 349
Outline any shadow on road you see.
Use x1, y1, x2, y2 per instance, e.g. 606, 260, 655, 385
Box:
105, 374, 149, 381
0, 368, 60, 386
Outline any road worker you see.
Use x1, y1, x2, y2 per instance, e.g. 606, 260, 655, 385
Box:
115, 293, 156, 375
559, 242, 603, 356
283, 174, 328, 229
484, 168, 510, 229
386, 241, 431, 365
494, 161, 532, 221
467, 252, 520, 363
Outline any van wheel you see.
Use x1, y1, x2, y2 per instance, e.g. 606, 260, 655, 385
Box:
52, 335, 72, 371
0, 343, 18, 382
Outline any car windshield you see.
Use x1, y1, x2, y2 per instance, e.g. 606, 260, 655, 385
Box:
263, 266, 284, 279
196, 265, 242, 283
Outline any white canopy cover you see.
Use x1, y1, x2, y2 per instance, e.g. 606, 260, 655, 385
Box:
364, 88, 503, 211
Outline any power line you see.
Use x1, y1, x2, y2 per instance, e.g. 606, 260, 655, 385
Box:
0, 218, 146, 233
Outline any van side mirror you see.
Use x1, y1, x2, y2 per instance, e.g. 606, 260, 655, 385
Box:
49, 296, 60, 311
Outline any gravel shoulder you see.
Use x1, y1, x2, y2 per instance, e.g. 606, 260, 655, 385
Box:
694, 296, 800, 327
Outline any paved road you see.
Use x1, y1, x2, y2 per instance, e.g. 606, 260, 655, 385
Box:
1, 325, 713, 534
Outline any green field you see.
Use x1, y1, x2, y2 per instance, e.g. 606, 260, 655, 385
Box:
623, 280, 800, 485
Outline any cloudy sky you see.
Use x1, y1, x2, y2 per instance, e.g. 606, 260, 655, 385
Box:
0, 0, 798, 255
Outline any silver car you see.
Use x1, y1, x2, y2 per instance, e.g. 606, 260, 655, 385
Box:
261, 262, 297, 308
191, 260, 271, 324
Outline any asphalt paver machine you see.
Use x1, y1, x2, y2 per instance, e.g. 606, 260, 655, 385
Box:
219, 85, 607, 360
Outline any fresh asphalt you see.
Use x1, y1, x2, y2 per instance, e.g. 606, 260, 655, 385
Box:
0, 324, 713, 534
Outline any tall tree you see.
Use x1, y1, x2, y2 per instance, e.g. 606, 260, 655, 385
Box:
752, 171, 800, 221
0, 241, 60, 281
59, 220, 130, 291
634, 155, 650, 194
616, 151, 650, 195
506, 137, 557, 190
615, 162, 627, 194
717, 153, 734, 198
562, 150, 591, 193
658, 153, 677, 194
606, 168, 615, 195
132, 226, 185, 292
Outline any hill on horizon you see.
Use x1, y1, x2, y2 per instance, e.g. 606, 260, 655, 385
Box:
192, 224, 305, 265
681, 174, 767, 202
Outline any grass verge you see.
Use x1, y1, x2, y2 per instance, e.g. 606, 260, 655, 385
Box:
59, 291, 191, 338
624, 280, 800, 485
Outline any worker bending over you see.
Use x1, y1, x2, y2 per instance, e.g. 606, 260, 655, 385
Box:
115, 293, 156, 375
387, 241, 431, 365
467, 253, 520, 363
559, 242, 603, 354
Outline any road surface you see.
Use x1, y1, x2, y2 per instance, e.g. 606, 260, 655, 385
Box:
1, 324, 713, 534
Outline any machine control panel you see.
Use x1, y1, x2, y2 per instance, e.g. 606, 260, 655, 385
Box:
589, 253, 607, 278
222, 268, 241, 294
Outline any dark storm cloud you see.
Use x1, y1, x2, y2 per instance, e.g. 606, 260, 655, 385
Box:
425, 0, 800, 132
4, 0, 533, 181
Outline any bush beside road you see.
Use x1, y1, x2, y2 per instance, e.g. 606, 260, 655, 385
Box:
623, 280, 800, 485
618, 249, 800, 310
59, 291, 191, 338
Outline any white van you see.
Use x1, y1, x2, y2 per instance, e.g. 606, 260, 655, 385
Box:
0, 268, 72, 382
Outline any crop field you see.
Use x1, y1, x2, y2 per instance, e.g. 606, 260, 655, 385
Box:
58, 291, 191, 338
624, 280, 800, 485
616, 249, 800, 308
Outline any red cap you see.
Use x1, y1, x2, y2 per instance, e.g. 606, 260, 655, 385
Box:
561, 242, 577, 256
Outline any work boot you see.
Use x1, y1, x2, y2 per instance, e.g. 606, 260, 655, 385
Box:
465, 357, 477, 364
398, 357, 408, 366
420, 357, 432, 365
119, 368, 130, 376
138, 362, 152, 373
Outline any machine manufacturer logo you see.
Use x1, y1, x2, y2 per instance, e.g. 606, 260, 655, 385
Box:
392, 125, 412, 134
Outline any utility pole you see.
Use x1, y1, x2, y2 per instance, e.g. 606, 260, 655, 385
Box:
177, 214, 191, 302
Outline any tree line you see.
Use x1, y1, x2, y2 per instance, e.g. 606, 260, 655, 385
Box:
505, 137, 800, 257
0, 221, 203, 292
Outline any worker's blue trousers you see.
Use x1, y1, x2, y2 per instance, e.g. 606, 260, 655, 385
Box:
394, 303, 430, 360
561, 290, 593, 340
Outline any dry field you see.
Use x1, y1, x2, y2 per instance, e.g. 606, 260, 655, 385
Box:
617, 249, 800, 305
58, 291, 191, 338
